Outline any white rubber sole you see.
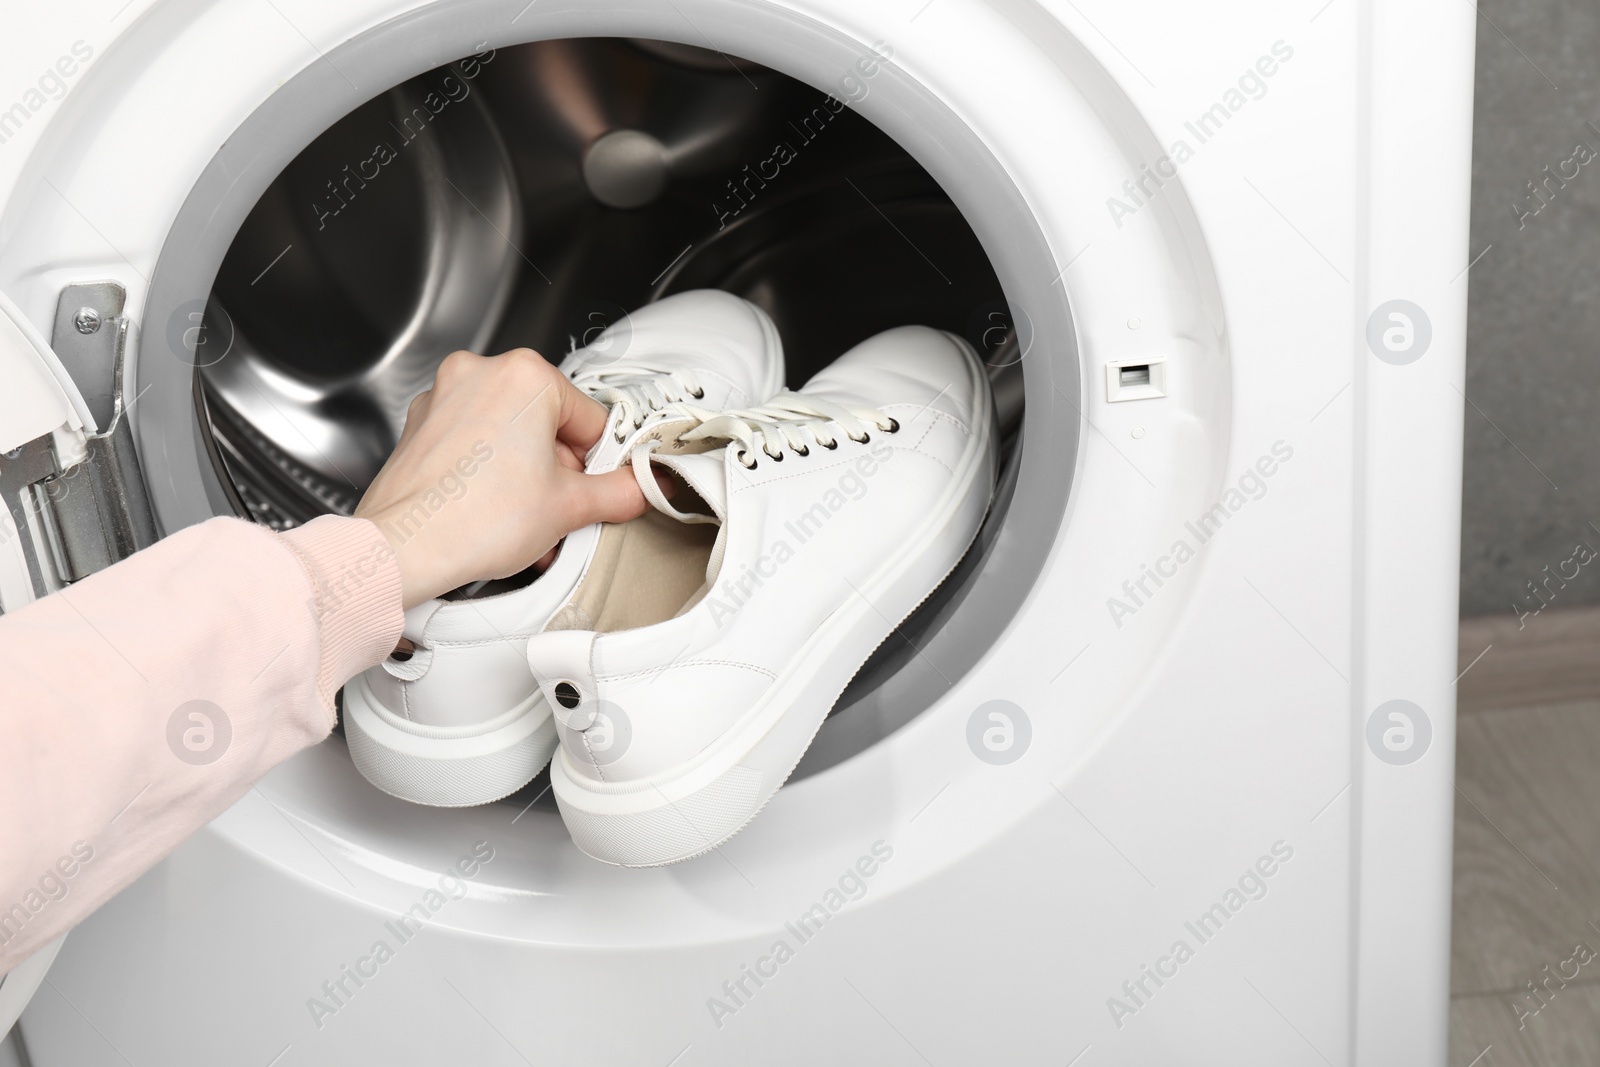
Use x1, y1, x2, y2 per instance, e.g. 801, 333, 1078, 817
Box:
551, 343, 996, 866
343, 673, 556, 808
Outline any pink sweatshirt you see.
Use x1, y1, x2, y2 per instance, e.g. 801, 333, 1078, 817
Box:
0, 515, 404, 973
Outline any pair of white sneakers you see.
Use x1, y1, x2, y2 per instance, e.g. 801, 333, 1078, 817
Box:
343, 290, 997, 866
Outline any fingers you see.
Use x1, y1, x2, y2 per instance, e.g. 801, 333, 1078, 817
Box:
547, 369, 612, 453
555, 439, 586, 473
434, 348, 482, 387
557, 466, 650, 528
398, 388, 433, 443
492, 349, 608, 455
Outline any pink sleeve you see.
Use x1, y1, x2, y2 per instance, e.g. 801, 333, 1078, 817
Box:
0, 515, 403, 973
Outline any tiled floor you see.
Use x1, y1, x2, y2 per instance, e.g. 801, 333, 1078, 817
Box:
1450, 606, 1600, 1065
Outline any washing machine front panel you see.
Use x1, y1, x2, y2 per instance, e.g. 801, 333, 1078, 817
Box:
0, 0, 1469, 1063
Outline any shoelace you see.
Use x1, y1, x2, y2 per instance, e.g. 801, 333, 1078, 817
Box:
628, 391, 899, 518
568, 358, 707, 443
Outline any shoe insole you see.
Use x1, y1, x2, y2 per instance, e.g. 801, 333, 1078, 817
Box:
560, 476, 719, 634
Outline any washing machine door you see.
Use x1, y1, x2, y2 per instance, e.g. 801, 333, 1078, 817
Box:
0, 281, 160, 1034
0, 287, 101, 1035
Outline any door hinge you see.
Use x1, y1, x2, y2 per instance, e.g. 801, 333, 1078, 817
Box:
0, 283, 157, 611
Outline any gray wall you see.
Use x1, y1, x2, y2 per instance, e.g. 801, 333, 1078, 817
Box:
1462, 0, 1600, 616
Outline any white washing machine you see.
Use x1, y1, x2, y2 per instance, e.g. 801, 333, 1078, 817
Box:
0, 0, 1474, 1063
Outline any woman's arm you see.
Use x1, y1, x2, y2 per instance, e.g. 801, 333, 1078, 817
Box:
0, 347, 644, 972
0, 514, 401, 970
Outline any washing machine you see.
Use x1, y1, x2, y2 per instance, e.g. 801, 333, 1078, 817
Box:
0, 0, 1474, 1063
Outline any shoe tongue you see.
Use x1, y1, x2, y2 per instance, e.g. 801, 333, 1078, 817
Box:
648, 449, 728, 522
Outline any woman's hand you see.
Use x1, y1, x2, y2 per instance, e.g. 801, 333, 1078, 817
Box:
354, 348, 646, 608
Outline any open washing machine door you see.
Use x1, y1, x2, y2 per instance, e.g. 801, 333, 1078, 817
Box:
0, 279, 152, 1037
2, 1, 1472, 1064
0, 295, 74, 1044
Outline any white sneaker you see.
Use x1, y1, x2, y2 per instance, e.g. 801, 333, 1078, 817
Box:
342, 290, 785, 807
527, 325, 997, 865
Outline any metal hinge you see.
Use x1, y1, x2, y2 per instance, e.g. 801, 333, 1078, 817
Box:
0, 283, 157, 610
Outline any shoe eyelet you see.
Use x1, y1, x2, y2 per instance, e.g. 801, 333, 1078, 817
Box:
736, 449, 757, 470
553, 681, 582, 709
821, 439, 839, 450
850, 432, 871, 445
764, 449, 784, 462
691, 387, 705, 399
795, 446, 810, 457
614, 431, 626, 443
881, 418, 900, 434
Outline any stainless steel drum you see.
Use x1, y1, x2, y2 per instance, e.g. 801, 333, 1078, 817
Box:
200, 38, 1019, 531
